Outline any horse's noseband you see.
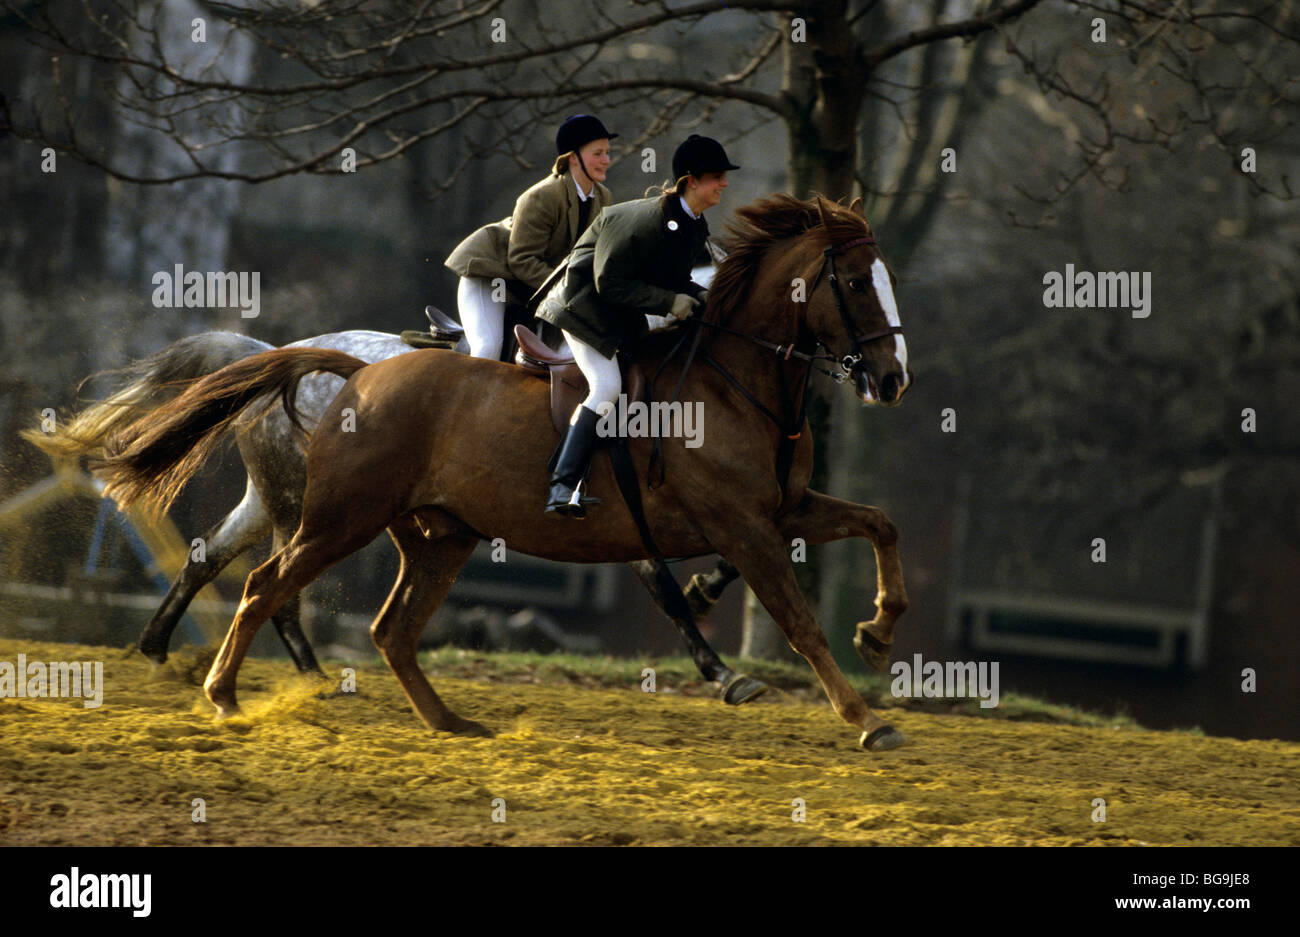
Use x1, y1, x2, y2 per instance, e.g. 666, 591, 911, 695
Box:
813, 235, 905, 375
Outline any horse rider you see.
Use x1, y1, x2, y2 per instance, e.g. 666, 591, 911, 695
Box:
535, 134, 740, 518
443, 115, 617, 359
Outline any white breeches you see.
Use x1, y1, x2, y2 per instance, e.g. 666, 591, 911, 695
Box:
563, 330, 621, 417
457, 276, 505, 360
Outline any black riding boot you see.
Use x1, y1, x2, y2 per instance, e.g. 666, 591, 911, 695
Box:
546, 405, 603, 519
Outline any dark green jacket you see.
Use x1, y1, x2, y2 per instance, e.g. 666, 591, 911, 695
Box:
536, 195, 709, 359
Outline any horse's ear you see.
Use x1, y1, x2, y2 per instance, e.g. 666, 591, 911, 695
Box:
849, 196, 865, 218
814, 195, 833, 227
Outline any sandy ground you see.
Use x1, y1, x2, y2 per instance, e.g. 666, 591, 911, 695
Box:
1, 639, 1296, 846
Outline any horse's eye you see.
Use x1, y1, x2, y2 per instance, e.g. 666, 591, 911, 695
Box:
848, 278, 866, 292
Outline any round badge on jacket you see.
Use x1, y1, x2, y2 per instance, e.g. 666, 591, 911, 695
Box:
667, 220, 679, 231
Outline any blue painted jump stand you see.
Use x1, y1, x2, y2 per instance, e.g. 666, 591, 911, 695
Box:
85, 498, 205, 645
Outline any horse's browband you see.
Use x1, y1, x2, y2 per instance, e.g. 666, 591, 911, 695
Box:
829, 236, 876, 253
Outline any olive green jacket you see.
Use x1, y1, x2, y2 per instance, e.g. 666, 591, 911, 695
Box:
444, 173, 613, 293
536, 195, 710, 359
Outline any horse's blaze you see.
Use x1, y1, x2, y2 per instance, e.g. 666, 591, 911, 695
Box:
870, 258, 908, 380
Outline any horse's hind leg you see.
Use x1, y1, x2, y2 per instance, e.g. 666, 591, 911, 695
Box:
268, 590, 319, 674
372, 517, 490, 737
774, 491, 908, 673
204, 521, 385, 717
708, 518, 905, 751
628, 558, 766, 705
243, 433, 324, 675
139, 478, 271, 665
267, 524, 321, 676
683, 557, 739, 621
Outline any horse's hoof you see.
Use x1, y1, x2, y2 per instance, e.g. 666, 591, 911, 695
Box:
860, 725, 907, 751
721, 673, 769, 706
316, 669, 354, 699
315, 689, 355, 701
206, 684, 239, 719
137, 643, 168, 667
303, 669, 335, 688
146, 660, 185, 683
853, 625, 893, 672
450, 718, 495, 738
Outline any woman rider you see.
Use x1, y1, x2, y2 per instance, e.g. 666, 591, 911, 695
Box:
536, 134, 739, 518
444, 115, 617, 359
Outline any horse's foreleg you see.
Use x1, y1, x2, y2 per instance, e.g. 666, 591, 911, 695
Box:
373, 520, 490, 737
776, 490, 907, 673
139, 481, 271, 665
627, 558, 766, 705
710, 520, 905, 751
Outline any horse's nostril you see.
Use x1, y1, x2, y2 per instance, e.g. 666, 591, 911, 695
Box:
880, 373, 901, 402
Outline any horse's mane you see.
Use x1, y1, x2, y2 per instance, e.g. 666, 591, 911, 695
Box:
707, 194, 871, 324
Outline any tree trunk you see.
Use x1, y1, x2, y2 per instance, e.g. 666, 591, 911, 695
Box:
740, 2, 863, 661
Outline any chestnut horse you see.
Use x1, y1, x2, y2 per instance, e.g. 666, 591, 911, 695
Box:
25, 329, 765, 703
95, 194, 914, 751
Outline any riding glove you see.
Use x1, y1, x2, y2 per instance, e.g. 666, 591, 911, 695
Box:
670, 293, 699, 321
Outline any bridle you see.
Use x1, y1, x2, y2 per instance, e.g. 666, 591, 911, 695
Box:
646, 231, 903, 489
808, 235, 905, 374
698, 233, 905, 384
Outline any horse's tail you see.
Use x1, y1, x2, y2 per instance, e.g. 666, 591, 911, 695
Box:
94, 348, 367, 513
20, 332, 274, 461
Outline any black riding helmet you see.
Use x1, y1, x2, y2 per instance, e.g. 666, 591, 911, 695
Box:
556, 114, 618, 155
557, 115, 617, 187
672, 134, 740, 180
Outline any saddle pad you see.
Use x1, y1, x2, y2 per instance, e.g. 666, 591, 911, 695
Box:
400, 331, 459, 350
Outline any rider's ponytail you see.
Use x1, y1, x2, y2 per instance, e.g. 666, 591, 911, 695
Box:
646, 175, 691, 198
